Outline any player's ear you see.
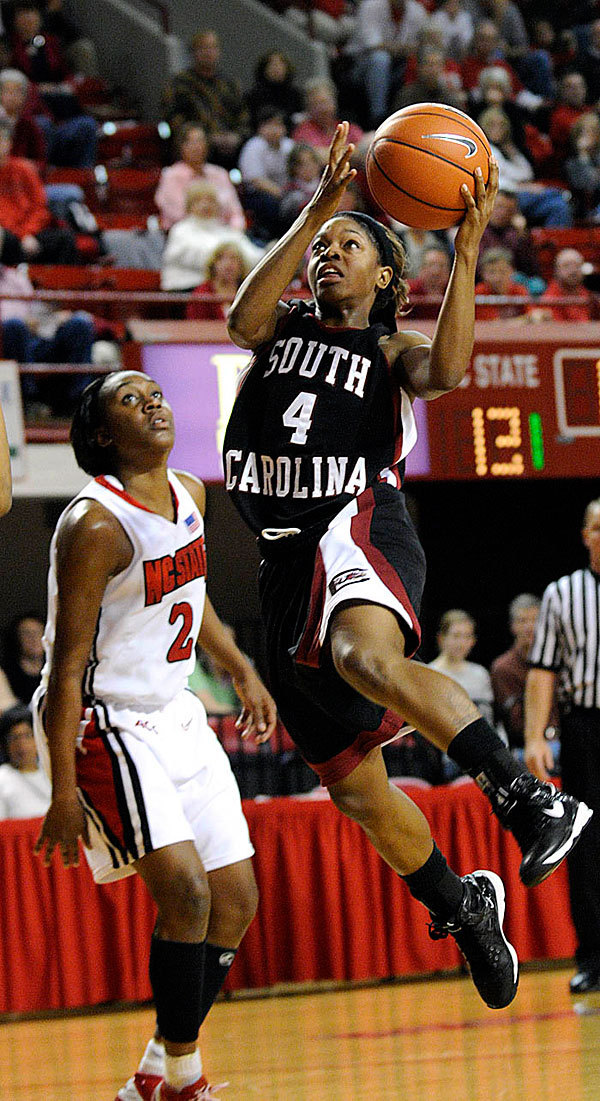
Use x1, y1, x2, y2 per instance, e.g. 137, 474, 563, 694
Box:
96, 427, 112, 448
377, 265, 393, 290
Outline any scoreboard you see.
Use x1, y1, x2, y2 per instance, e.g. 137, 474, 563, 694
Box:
410, 322, 600, 481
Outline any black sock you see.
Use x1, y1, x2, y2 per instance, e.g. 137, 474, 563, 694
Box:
447, 717, 525, 794
199, 943, 238, 1027
149, 936, 205, 1044
402, 843, 465, 921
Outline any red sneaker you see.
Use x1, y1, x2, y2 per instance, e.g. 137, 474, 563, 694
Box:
151, 1077, 228, 1099
116, 1072, 164, 1100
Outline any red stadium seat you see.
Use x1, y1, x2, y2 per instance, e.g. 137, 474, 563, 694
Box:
98, 122, 166, 167
27, 265, 97, 290
531, 227, 600, 282
106, 167, 161, 214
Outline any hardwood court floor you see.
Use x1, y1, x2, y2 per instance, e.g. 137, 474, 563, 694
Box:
2, 965, 600, 1100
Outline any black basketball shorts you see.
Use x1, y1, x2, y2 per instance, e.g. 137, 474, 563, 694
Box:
258, 484, 427, 786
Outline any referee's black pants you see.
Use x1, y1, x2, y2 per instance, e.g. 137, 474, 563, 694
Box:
560, 707, 600, 969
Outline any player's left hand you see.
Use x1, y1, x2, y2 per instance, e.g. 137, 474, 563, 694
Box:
233, 668, 277, 744
454, 156, 499, 255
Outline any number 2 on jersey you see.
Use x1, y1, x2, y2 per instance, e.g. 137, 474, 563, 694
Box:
167, 601, 194, 663
282, 391, 317, 444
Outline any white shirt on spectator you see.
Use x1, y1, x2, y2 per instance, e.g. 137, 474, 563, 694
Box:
0, 762, 51, 819
239, 134, 295, 190
428, 656, 495, 725
161, 217, 264, 291
346, 0, 429, 55
429, 7, 473, 55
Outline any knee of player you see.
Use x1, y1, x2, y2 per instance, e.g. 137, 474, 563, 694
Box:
158, 868, 212, 929
332, 636, 395, 696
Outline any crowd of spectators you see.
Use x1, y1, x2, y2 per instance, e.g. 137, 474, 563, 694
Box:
0, 1, 596, 416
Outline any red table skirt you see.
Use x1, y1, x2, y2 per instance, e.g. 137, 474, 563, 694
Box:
0, 780, 576, 1015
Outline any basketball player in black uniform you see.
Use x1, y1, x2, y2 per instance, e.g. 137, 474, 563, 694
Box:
224, 123, 592, 1010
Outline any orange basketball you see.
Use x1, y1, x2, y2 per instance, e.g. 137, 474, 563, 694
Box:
366, 102, 492, 230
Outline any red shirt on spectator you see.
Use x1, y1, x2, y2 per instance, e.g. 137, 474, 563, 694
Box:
10, 116, 46, 171
549, 104, 591, 170
474, 278, 529, 319
0, 157, 51, 237
461, 56, 521, 94
10, 32, 69, 84
540, 279, 597, 321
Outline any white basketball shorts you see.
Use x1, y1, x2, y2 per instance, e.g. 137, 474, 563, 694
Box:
32, 686, 253, 883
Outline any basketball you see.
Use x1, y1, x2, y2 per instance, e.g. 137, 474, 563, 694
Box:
366, 103, 492, 230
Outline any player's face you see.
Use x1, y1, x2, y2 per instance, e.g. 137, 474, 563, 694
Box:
307, 218, 392, 310
99, 372, 175, 459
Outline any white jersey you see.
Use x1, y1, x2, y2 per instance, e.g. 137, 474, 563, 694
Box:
40, 470, 207, 711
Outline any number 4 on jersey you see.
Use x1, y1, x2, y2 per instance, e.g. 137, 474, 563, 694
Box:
282, 391, 317, 445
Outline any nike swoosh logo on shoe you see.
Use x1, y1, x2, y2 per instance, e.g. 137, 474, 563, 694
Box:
541, 802, 565, 818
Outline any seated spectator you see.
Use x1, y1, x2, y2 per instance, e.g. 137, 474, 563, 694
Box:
292, 78, 363, 164
0, 666, 16, 716
475, 246, 531, 318
162, 28, 251, 168
478, 0, 555, 97
478, 187, 542, 279
549, 71, 592, 176
0, 704, 51, 818
460, 19, 533, 105
279, 143, 322, 230
40, 0, 99, 78
343, 0, 429, 128
0, 118, 77, 263
529, 20, 577, 81
575, 17, 600, 106
401, 23, 465, 101
1, 613, 44, 705
160, 180, 263, 291
239, 108, 294, 241
392, 43, 464, 110
428, 608, 496, 780
531, 247, 599, 321
491, 593, 560, 764
479, 107, 573, 226
245, 50, 304, 131
407, 245, 452, 318
9, 2, 97, 168
395, 224, 452, 279
470, 66, 550, 171
155, 123, 245, 232
283, 0, 357, 50
565, 111, 600, 221
186, 242, 249, 321
429, 0, 474, 59
188, 631, 240, 717
0, 68, 45, 170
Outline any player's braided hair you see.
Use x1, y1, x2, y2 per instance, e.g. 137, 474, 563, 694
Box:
70, 376, 117, 476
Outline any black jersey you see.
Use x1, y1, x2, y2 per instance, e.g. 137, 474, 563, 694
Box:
223, 302, 417, 545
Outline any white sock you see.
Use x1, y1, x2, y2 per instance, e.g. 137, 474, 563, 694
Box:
164, 1049, 202, 1091
138, 1037, 165, 1076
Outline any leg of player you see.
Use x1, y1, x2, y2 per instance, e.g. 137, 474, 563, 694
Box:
330, 603, 592, 889
328, 746, 518, 1009
118, 856, 258, 1101
133, 841, 211, 1101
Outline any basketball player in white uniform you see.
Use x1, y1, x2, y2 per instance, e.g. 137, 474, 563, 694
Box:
33, 371, 277, 1101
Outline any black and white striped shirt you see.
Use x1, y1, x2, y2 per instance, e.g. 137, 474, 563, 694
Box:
529, 569, 600, 710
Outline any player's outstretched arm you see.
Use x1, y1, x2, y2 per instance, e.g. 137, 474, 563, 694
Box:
400, 158, 499, 400
0, 400, 12, 515
198, 597, 277, 743
35, 501, 132, 868
227, 121, 357, 351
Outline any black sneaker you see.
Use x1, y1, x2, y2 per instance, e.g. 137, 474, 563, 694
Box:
428, 870, 519, 1009
495, 773, 593, 888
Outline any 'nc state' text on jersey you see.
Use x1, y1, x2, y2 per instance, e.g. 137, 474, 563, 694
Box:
143, 535, 207, 606
225, 451, 367, 500
263, 336, 372, 397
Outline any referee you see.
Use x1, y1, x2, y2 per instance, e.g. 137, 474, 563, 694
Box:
525, 497, 600, 994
